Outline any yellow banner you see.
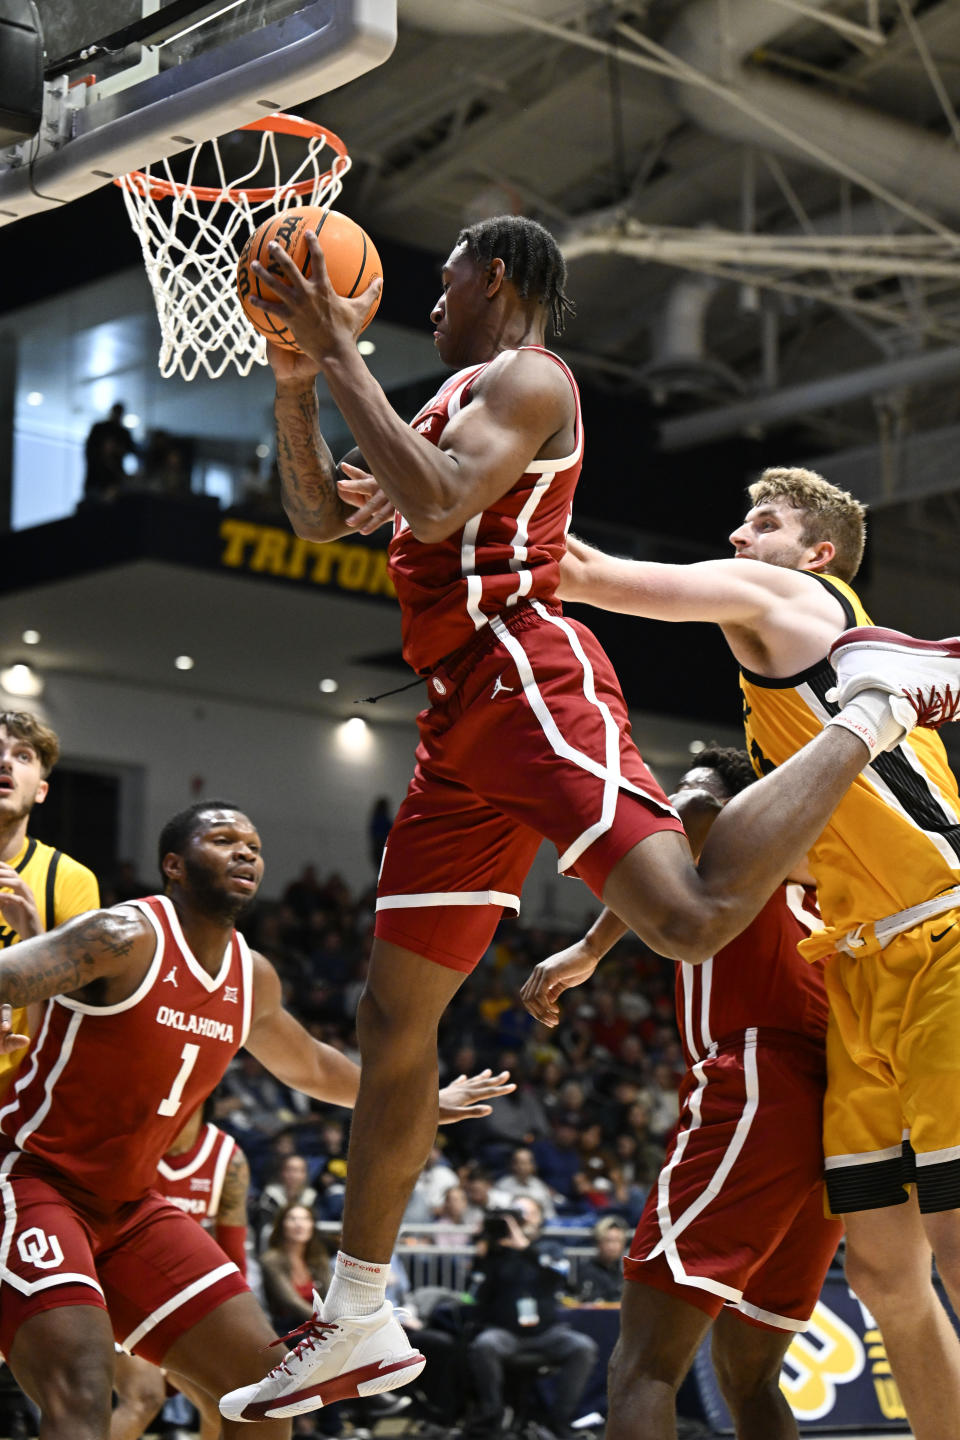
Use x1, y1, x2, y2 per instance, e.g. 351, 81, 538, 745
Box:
219, 519, 395, 599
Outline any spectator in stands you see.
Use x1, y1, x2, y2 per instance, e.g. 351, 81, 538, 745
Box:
578, 1217, 629, 1303
256, 1153, 318, 1245
461, 1165, 494, 1230
260, 1202, 332, 1337
463, 1196, 598, 1440
83, 402, 138, 502
622, 1098, 667, 1187
406, 1143, 459, 1223
480, 1065, 551, 1149
646, 1060, 682, 1142
533, 1113, 583, 1206
490, 1146, 556, 1219
433, 1184, 472, 1249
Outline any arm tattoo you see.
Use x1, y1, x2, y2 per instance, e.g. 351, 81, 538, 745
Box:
275, 387, 348, 535
0, 910, 142, 1007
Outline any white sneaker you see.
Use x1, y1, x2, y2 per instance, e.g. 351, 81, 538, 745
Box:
828, 626, 960, 732
219, 1298, 425, 1422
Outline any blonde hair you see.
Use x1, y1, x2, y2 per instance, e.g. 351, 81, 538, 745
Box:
748, 467, 867, 583
0, 711, 60, 776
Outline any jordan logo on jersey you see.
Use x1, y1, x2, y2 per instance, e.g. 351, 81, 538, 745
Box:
163, 966, 179, 986
491, 674, 515, 700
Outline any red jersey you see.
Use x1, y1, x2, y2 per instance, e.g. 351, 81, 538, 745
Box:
0, 896, 253, 1209
676, 884, 827, 1064
389, 347, 583, 673
157, 1121, 239, 1224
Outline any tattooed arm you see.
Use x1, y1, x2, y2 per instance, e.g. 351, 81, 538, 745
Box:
0, 908, 153, 1049
274, 380, 355, 542
267, 339, 373, 542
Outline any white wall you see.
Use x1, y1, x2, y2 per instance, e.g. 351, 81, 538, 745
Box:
25, 669, 738, 923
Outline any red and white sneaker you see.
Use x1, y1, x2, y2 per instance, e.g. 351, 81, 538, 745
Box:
219, 1298, 425, 1422
828, 626, 960, 731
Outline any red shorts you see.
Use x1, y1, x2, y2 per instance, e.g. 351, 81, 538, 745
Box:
625, 1030, 843, 1331
0, 1148, 248, 1364
375, 602, 683, 971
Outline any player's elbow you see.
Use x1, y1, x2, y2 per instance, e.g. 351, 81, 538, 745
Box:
285, 512, 344, 543
406, 506, 459, 545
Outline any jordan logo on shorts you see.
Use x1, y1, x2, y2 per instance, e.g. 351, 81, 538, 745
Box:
491, 674, 515, 700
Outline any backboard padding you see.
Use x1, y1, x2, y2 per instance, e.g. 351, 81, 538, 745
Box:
0, 0, 396, 225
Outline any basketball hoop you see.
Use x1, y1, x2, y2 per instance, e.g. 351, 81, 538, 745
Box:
116, 114, 351, 381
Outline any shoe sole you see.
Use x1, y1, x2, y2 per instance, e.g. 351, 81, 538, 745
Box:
234, 1351, 427, 1421
830, 626, 960, 663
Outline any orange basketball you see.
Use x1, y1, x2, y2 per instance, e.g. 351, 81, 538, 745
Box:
236, 207, 383, 351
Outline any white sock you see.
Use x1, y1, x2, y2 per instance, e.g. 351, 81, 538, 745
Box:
322, 1250, 390, 1320
827, 688, 909, 757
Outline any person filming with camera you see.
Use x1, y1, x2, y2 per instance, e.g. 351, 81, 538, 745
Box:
464, 1195, 598, 1440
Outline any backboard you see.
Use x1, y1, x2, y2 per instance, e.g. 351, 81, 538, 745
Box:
0, 0, 396, 225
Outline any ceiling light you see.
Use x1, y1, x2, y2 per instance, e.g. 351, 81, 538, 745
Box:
319, 678, 339, 694
21, 630, 40, 645
123, 412, 141, 429
175, 655, 195, 671
26, 391, 43, 406
255, 443, 270, 459
357, 339, 376, 356
0, 662, 43, 698
335, 716, 372, 759
688, 740, 706, 755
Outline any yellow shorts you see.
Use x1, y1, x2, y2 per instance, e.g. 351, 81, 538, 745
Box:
823, 910, 960, 1215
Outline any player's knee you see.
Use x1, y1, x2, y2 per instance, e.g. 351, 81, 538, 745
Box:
38, 1348, 114, 1426
355, 984, 436, 1059
844, 1239, 911, 1312
119, 1369, 167, 1421
644, 907, 717, 965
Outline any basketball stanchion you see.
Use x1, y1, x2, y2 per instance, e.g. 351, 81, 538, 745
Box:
116, 114, 351, 381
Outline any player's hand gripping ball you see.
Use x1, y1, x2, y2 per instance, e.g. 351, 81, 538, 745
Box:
236, 207, 383, 351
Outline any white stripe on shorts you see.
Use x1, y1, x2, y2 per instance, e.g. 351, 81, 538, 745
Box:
121, 1261, 239, 1354
376, 890, 521, 913
490, 601, 676, 874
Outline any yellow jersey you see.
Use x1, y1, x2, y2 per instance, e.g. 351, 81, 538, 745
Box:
0, 836, 100, 1084
740, 574, 960, 935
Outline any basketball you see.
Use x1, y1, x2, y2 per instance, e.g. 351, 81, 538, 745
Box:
236, 207, 382, 351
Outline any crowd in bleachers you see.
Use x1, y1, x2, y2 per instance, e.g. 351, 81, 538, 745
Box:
217, 862, 684, 1269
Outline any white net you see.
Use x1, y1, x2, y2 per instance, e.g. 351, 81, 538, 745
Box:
117, 117, 351, 381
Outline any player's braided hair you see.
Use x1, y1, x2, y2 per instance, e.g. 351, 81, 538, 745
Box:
157, 799, 242, 879
457, 215, 576, 335
692, 746, 756, 798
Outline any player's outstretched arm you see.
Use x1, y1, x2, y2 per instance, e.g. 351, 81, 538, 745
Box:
0, 908, 150, 1050
245, 954, 516, 1119
520, 907, 629, 1028
559, 535, 808, 626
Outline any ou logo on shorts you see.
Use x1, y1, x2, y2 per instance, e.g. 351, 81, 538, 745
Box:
17, 1226, 64, 1269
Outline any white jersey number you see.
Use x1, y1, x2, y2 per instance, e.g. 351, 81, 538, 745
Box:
158, 1042, 200, 1117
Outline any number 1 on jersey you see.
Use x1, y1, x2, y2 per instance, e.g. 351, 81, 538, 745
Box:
158, 1042, 200, 1117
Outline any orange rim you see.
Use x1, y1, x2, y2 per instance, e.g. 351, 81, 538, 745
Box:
115, 113, 349, 203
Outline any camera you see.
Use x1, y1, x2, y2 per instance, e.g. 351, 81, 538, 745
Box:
481, 1207, 525, 1242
